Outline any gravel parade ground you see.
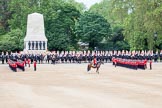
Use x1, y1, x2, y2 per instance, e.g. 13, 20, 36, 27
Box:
0, 63, 162, 108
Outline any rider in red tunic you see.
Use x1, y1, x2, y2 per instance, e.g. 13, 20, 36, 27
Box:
93, 55, 97, 67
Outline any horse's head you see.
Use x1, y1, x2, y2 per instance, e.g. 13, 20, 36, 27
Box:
96, 61, 104, 68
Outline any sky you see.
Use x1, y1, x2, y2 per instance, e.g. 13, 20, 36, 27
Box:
75, 0, 102, 9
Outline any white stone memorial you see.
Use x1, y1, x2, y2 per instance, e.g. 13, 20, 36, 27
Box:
24, 12, 48, 51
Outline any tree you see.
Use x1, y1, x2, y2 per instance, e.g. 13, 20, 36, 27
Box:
0, 41, 17, 52
65, 0, 86, 14
0, 0, 11, 34
89, 0, 130, 50
0, 28, 23, 51
89, 0, 114, 24
111, 26, 130, 50
90, 0, 162, 50
76, 12, 112, 50
110, 0, 162, 50
45, 3, 81, 51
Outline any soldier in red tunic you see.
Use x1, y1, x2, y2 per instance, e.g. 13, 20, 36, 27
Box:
93, 55, 97, 68
27, 58, 30, 67
34, 60, 37, 71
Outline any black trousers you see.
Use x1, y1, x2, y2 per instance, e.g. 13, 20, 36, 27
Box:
34, 66, 36, 71
2, 60, 4, 64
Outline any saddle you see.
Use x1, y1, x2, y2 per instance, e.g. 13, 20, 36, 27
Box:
92, 64, 97, 68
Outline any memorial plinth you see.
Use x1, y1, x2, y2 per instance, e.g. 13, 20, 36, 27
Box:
24, 13, 48, 52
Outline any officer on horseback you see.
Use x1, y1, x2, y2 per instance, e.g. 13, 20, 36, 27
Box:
92, 55, 97, 68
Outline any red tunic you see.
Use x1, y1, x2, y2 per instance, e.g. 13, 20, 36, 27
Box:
34, 61, 36, 67
93, 58, 97, 65
27, 59, 30, 64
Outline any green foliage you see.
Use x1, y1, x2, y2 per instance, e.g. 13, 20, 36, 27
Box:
0, 41, 17, 52
1, 0, 162, 51
0, 29, 23, 51
65, 0, 86, 14
111, 26, 130, 50
76, 12, 112, 50
89, 0, 114, 24
0, 0, 83, 51
89, 0, 162, 50
89, 0, 130, 50
0, 0, 11, 33
45, 3, 80, 51
113, 0, 162, 50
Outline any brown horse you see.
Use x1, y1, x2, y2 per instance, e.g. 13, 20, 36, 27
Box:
87, 61, 104, 74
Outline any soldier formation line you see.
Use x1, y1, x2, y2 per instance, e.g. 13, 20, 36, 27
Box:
0, 50, 162, 72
